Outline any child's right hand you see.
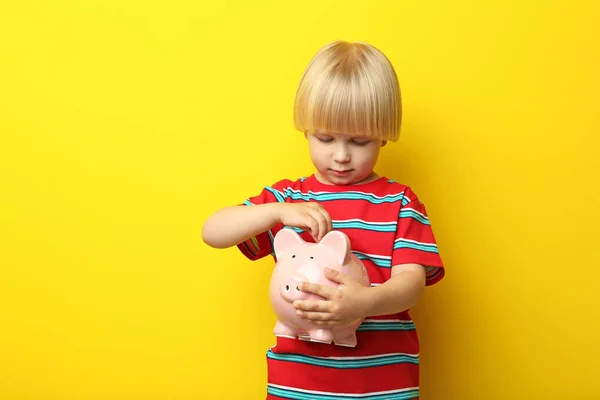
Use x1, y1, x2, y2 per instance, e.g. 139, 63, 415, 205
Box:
273, 202, 332, 242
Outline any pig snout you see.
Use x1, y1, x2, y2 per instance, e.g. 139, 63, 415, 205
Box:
280, 273, 310, 302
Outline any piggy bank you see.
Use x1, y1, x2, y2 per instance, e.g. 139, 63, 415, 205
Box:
269, 228, 370, 347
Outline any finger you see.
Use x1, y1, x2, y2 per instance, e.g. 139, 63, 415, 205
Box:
308, 202, 332, 238
312, 208, 332, 239
304, 216, 319, 242
311, 203, 332, 230
307, 208, 327, 241
293, 300, 329, 312
296, 310, 336, 322
324, 267, 350, 284
300, 282, 336, 299
310, 320, 340, 326
318, 206, 333, 234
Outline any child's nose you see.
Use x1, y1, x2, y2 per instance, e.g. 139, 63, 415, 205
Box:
333, 145, 351, 163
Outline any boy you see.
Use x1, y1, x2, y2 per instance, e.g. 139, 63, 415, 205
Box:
202, 40, 444, 399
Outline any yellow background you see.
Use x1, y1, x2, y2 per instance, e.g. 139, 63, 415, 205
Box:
1, 1, 599, 399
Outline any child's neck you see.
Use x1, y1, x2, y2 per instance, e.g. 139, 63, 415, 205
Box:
314, 171, 380, 186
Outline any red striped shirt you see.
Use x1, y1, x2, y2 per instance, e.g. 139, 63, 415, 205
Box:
238, 174, 444, 399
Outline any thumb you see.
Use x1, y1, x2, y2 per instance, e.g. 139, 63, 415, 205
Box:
324, 267, 348, 284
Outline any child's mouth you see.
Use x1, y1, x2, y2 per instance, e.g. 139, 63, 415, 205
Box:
330, 169, 353, 177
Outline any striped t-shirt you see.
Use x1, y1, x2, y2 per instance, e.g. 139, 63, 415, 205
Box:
237, 174, 445, 400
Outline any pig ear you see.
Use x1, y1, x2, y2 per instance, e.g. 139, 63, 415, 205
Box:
318, 231, 352, 264
273, 228, 304, 256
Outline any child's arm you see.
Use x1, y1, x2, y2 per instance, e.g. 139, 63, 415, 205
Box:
293, 264, 426, 325
362, 263, 426, 316
202, 202, 332, 249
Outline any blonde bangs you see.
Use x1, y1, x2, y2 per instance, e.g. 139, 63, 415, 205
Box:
294, 41, 401, 142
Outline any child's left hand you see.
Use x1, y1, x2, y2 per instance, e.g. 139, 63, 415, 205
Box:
293, 267, 371, 326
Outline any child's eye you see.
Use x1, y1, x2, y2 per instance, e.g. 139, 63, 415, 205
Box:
352, 140, 370, 146
317, 137, 333, 143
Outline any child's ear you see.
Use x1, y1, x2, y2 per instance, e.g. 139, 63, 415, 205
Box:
304, 131, 308, 140
381, 140, 387, 147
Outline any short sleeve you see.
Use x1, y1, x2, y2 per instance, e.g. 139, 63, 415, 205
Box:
392, 190, 445, 285
235, 180, 290, 261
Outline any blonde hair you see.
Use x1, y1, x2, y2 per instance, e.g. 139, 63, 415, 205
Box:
294, 41, 401, 142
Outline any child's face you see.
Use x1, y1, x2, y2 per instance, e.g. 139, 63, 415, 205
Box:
306, 131, 386, 186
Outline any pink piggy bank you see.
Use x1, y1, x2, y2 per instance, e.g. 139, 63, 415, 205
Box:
269, 228, 370, 347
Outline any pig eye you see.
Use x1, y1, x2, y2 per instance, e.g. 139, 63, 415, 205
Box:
292, 255, 296, 258
310, 256, 314, 259
285, 285, 290, 291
